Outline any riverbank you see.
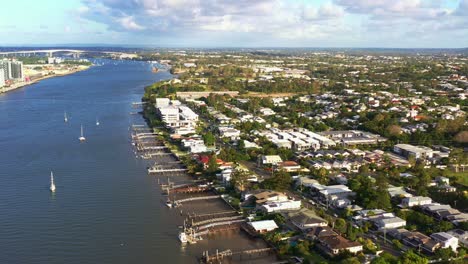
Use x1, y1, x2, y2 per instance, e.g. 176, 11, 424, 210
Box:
0, 65, 91, 94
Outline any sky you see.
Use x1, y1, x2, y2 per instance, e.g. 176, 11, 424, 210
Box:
1, 0, 467, 48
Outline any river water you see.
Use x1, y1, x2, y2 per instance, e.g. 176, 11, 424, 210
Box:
0, 60, 275, 264
0, 60, 196, 263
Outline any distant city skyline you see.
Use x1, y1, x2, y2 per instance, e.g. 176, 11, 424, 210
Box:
1, 0, 468, 48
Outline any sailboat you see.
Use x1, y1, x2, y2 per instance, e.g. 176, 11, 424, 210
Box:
96, 117, 100, 126
50, 171, 56, 192
79, 125, 86, 142
64, 112, 68, 122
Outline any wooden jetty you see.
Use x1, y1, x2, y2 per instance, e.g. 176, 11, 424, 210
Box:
173, 195, 220, 205
201, 247, 275, 264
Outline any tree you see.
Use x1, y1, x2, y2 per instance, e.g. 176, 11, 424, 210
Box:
359, 164, 370, 174
434, 248, 453, 262
335, 218, 347, 234
230, 169, 250, 191
262, 170, 292, 191
203, 131, 216, 146
207, 155, 219, 173
454, 131, 468, 143
399, 250, 428, 264
387, 125, 402, 137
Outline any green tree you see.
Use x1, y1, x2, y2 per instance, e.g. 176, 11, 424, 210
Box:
203, 131, 216, 146
207, 155, 219, 173
434, 248, 453, 262
399, 250, 428, 264
335, 218, 347, 234
230, 169, 250, 191
262, 170, 292, 191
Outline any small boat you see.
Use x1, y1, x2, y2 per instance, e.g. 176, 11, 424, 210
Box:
50, 171, 56, 192
178, 232, 188, 243
64, 112, 68, 122
96, 118, 100, 126
166, 199, 173, 208
79, 125, 86, 142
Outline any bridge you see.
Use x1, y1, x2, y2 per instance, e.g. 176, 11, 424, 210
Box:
0, 49, 86, 56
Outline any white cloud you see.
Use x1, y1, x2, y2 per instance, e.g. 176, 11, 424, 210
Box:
117, 16, 145, 31
75, 0, 468, 47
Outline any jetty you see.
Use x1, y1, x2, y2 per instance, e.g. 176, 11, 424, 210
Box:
201, 248, 275, 264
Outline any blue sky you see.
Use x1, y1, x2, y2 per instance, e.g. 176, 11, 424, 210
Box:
1, 0, 467, 48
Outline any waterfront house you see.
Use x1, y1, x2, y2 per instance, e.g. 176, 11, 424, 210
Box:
247, 220, 279, 234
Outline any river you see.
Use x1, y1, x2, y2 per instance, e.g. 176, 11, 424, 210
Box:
0, 60, 201, 263
0, 59, 277, 264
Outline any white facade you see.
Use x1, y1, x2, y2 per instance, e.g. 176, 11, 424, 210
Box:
431, 232, 459, 252
248, 220, 278, 232
260, 155, 283, 165
158, 106, 179, 124
0, 68, 4, 87
394, 144, 434, 160
219, 127, 241, 139
261, 200, 301, 213
155, 98, 170, 108
374, 217, 406, 230
401, 196, 432, 207
179, 105, 198, 121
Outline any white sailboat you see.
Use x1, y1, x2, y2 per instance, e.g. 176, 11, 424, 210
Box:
96, 117, 100, 126
64, 112, 68, 122
50, 171, 56, 192
79, 125, 86, 141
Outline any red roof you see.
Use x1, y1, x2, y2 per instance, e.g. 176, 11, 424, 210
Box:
198, 155, 210, 164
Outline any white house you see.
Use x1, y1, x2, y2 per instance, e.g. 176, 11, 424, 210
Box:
430, 232, 459, 252
374, 216, 407, 230
219, 127, 240, 140
401, 196, 432, 207
248, 220, 278, 233
261, 200, 301, 213
156, 98, 170, 108
258, 155, 283, 166
259, 107, 276, 116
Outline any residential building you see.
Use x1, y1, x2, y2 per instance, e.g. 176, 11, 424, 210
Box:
260, 200, 301, 213
394, 144, 434, 160
218, 126, 240, 140
277, 161, 304, 172
288, 209, 328, 230
0, 68, 4, 87
317, 233, 363, 256
1, 60, 12, 80
258, 155, 283, 166
10, 61, 23, 80
446, 230, 468, 248
247, 220, 278, 233
373, 216, 406, 230
155, 98, 170, 108
401, 196, 432, 207
430, 232, 459, 252
252, 190, 289, 205
158, 105, 179, 126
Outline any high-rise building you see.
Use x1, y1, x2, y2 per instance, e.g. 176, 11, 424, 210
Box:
10, 61, 24, 80
1, 60, 12, 80
0, 68, 5, 87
